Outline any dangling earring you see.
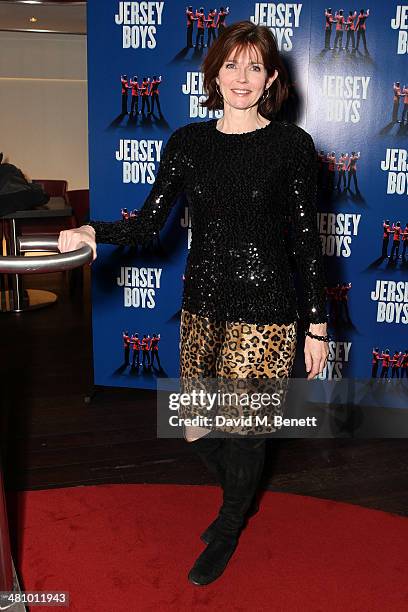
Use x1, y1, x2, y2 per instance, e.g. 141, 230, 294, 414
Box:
260, 88, 270, 103
215, 83, 223, 99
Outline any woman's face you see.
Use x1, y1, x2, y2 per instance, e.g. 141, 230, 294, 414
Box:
215, 45, 278, 112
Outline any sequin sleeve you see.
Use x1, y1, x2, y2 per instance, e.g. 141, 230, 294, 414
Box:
288, 130, 328, 326
86, 128, 186, 247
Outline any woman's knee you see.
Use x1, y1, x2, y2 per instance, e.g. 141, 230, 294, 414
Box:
184, 425, 211, 443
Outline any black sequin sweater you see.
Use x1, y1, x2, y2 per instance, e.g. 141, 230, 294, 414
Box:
88, 118, 328, 326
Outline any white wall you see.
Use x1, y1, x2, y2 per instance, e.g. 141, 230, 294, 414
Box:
0, 31, 88, 190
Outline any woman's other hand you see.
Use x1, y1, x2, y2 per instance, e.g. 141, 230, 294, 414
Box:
304, 323, 329, 380
58, 225, 97, 263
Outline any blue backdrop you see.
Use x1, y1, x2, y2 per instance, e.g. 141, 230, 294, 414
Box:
87, 1, 408, 390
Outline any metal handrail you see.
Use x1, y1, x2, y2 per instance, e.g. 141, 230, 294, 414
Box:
0, 235, 93, 273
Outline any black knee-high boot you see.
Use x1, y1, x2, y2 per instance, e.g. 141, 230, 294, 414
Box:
191, 434, 226, 485
200, 437, 260, 545
188, 437, 266, 586
192, 435, 260, 544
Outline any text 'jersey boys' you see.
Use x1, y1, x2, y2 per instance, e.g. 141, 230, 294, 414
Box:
88, 119, 328, 326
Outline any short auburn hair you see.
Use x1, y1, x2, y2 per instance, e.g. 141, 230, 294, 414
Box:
200, 20, 289, 118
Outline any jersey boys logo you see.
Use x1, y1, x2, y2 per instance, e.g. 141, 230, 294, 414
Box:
391, 5, 408, 54
182, 72, 221, 118
117, 266, 163, 308
322, 75, 371, 123
116, 139, 163, 184
317, 341, 351, 380
371, 280, 408, 324
380, 148, 408, 195
115, 1, 164, 48
318, 213, 361, 257
249, 3, 302, 51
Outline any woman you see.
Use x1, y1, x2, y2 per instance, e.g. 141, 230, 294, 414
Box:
59, 21, 329, 586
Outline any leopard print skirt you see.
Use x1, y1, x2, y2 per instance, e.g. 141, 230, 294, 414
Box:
179, 309, 298, 435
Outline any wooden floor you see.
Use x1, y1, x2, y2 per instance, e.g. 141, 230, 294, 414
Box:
1, 267, 407, 517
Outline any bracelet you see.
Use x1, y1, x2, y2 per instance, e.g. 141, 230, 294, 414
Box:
305, 330, 330, 342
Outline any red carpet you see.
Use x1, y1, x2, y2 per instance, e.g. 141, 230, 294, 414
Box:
15, 484, 408, 611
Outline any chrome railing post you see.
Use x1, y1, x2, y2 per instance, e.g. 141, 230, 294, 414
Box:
0, 465, 13, 593
0, 235, 93, 604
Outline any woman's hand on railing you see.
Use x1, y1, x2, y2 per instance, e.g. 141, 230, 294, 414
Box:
58, 225, 97, 263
